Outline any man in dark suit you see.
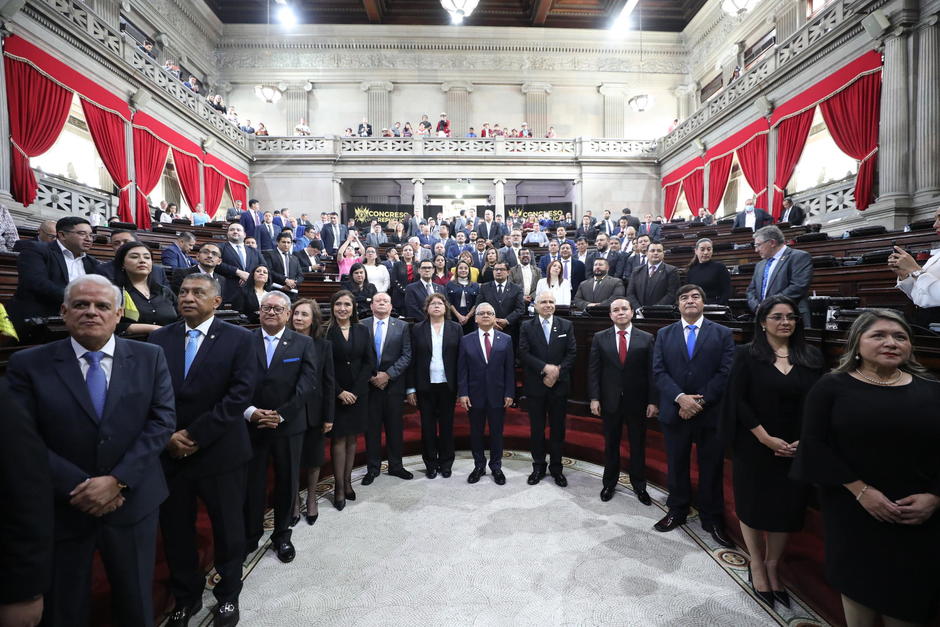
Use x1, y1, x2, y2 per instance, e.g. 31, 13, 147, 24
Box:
475, 210, 505, 244
457, 302, 515, 485
780, 197, 806, 225
586, 233, 622, 278
691, 207, 714, 225
361, 293, 413, 485
319, 212, 349, 256
638, 213, 663, 242
537, 240, 560, 274
651, 283, 736, 547
557, 243, 586, 296
254, 212, 278, 251
746, 225, 814, 325
572, 258, 625, 311
478, 262, 525, 338
7, 274, 176, 626
171, 242, 227, 297
588, 298, 657, 505
625, 242, 680, 310
162, 233, 197, 269
263, 231, 304, 298
243, 291, 317, 564
404, 260, 446, 321
217, 221, 267, 304
619, 234, 651, 280
365, 222, 388, 248
508, 249, 541, 304
597, 210, 616, 236
149, 273, 257, 627
621, 208, 641, 232
294, 241, 324, 273
239, 199, 263, 239
519, 292, 576, 486
357, 117, 373, 137
733, 199, 774, 231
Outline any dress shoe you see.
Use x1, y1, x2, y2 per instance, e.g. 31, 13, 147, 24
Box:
166, 600, 202, 627
707, 525, 735, 548
289, 514, 300, 528
274, 540, 295, 563
492, 469, 506, 485
213, 601, 239, 627
388, 468, 414, 480
467, 467, 486, 483
551, 473, 568, 487
747, 568, 775, 608
772, 590, 790, 608
426, 467, 438, 479
600, 485, 616, 502
440, 469, 452, 478
305, 514, 318, 526
635, 489, 652, 506
333, 496, 346, 511
345, 489, 356, 501
527, 470, 545, 485
361, 471, 378, 486
653, 512, 686, 532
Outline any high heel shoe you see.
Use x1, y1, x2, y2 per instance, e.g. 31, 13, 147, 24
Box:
747, 566, 775, 608
290, 514, 300, 528
345, 489, 356, 501
305, 514, 318, 525
772, 590, 790, 608
333, 494, 346, 511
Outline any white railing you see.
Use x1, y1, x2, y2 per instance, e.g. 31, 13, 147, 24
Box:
34, 172, 116, 221
792, 176, 856, 216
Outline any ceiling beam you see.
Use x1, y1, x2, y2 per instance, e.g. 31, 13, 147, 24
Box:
531, 0, 553, 25
362, 0, 382, 23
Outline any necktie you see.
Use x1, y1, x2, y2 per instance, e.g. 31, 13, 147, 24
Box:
184, 329, 201, 377
265, 335, 278, 367
268, 224, 274, 238
374, 320, 384, 363
283, 252, 290, 278
426, 282, 433, 296
649, 264, 656, 278
83, 351, 107, 418
497, 283, 503, 298
761, 257, 775, 299
563, 260, 569, 280
483, 331, 491, 361
618, 330, 627, 365
237, 244, 246, 269
686, 324, 697, 359
542, 318, 551, 343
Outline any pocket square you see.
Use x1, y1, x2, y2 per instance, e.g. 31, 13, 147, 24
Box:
558, 334, 567, 338
283, 357, 300, 363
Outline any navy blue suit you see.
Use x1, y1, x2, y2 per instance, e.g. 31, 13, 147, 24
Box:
217, 241, 267, 304
148, 318, 257, 607
319, 223, 349, 255
7, 337, 176, 626
404, 281, 445, 321
651, 318, 735, 527
239, 209, 261, 238
255, 222, 278, 251
457, 329, 515, 471
161, 243, 196, 269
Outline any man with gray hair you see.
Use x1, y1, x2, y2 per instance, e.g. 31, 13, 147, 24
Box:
7, 274, 176, 626
746, 225, 814, 325
409, 236, 432, 262
162, 232, 197, 269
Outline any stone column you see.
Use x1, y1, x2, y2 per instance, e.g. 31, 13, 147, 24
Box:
599, 84, 628, 137
774, 0, 804, 41
493, 178, 506, 218
92, 0, 121, 30
441, 82, 473, 138
0, 33, 12, 205
284, 83, 311, 134
522, 82, 552, 137
915, 16, 940, 198
673, 85, 693, 121
125, 117, 136, 222
332, 178, 342, 214
879, 27, 911, 200
361, 81, 393, 133
412, 178, 424, 217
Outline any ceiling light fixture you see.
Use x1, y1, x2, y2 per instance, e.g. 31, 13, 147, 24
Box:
254, 84, 282, 103
610, 0, 640, 33
628, 1, 652, 113
722, 0, 761, 16
277, 5, 297, 27
441, 0, 479, 25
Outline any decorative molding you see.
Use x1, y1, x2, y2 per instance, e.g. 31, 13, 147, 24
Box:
34, 171, 115, 221
441, 81, 473, 92
521, 82, 553, 94
598, 83, 629, 95
360, 80, 394, 92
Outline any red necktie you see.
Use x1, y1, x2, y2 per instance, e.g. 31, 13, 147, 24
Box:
618, 330, 627, 364
484, 332, 492, 361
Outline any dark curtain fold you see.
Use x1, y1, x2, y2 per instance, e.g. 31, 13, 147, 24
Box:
171, 148, 202, 214
707, 153, 734, 214
735, 132, 769, 211
132, 126, 168, 230
203, 166, 227, 220
771, 107, 815, 219
662, 181, 682, 221
228, 180, 248, 209
682, 169, 705, 217
80, 99, 131, 223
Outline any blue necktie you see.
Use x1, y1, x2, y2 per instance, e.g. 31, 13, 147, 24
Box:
686, 324, 697, 359
83, 351, 107, 419
265, 335, 278, 367
374, 320, 384, 363
542, 318, 551, 343
761, 257, 775, 299
184, 329, 201, 377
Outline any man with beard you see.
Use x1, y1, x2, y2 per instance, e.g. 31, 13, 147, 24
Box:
572, 258, 624, 311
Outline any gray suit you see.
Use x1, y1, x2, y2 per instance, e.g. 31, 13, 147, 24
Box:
509, 263, 542, 301
746, 246, 814, 324
625, 262, 680, 310
572, 275, 626, 310
360, 316, 413, 474
365, 232, 388, 247
498, 246, 525, 268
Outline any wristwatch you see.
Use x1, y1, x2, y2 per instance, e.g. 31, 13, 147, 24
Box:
910, 270, 925, 279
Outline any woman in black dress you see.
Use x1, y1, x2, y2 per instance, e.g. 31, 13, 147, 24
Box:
792, 309, 940, 625
479, 247, 499, 284
234, 265, 270, 324
686, 238, 732, 305
111, 241, 178, 335
340, 262, 377, 319
325, 290, 374, 510
289, 298, 335, 526
390, 244, 418, 312
727, 295, 823, 608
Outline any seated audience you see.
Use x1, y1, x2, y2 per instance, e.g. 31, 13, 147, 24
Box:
112, 241, 179, 335
889, 206, 940, 317
780, 198, 805, 225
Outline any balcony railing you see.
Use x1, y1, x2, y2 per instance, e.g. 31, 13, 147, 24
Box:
791, 176, 856, 216
34, 171, 116, 221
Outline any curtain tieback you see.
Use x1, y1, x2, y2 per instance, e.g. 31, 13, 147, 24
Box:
859, 147, 879, 164
10, 139, 31, 158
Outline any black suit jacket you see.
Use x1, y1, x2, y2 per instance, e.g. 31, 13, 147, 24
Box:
293, 249, 323, 273
10, 241, 99, 323
476, 221, 505, 243
588, 326, 656, 416
625, 263, 680, 309
781, 204, 806, 225
733, 208, 774, 230
404, 281, 445, 321
246, 328, 318, 439
319, 224, 349, 254
217, 241, 266, 303
572, 275, 625, 310
746, 247, 814, 320
305, 338, 335, 428
478, 281, 525, 327
518, 316, 576, 396
619, 252, 646, 280
263, 248, 305, 289
148, 318, 257, 478
407, 320, 462, 394
170, 266, 227, 297
586, 250, 623, 278
7, 337, 176, 535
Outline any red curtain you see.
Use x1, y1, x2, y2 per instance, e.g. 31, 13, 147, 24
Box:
132, 127, 168, 230
707, 153, 734, 214
203, 166, 226, 220
735, 132, 769, 211
819, 71, 882, 211
662, 182, 682, 220
171, 149, 202, 212
229, 180, 247, 209
80, 99, 132, 223
682, 169, 705, 216
771, 108, 815, 219
4, 57, 73, 207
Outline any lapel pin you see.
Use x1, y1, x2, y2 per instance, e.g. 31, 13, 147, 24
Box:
209, 335, 216, 340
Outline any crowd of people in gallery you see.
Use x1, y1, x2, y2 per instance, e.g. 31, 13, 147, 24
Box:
0, 197, 938, 627
335, 114, 558, 139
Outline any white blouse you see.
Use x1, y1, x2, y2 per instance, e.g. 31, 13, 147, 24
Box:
364, 263, 391, 293
534, 278, 572, 306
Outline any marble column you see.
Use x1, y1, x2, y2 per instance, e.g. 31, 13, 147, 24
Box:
522, 83, 552, 137
673, 85, 692, 121
332, 178, 342, 214
879, 27, 911, 199
284, 83, 311, 133
441, 82, 472, 137
774, 0, 804, 41
493, 178, 506, 218
0, 33, 11, 205
915, 16, 940, 198
124, 117, 136, 222
92, 0, 121, 30
412, 178, 425, 217
361, 81, 393, 133
599, 84, 627, 137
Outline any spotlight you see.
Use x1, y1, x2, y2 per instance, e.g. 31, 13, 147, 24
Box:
277, 5, 297, 27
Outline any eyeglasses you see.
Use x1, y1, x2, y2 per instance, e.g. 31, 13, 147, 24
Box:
260, 305, 287, 314
766, 314, 799, 322
753, 240, 770, 248
65, 230, 95, 239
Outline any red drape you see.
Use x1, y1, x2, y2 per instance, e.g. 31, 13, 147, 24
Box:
132, 127, 168, 230
682, 169, 705, 216
735, 133, 769, 210
229, 180, 248, 208
819, 71, 882, 211
4, 57, 73, 207
80, 99, 132, 223
203, 166, 226, 220
662, 182, 682, 220
771, 108, 815, 219
707, 153, 734, 214
171, 149, 202, 212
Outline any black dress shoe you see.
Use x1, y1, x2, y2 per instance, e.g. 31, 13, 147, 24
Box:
388, 468, 414, 480
600, 485, 615, 502
166, 600, 202, 627
551, 473, 568, 487
275, 540, 296, 563
747, 567, 775, 607
527, 470, 545, 485
290, 514, 300, 528
708, 526, 735, 548
344, 488, 356, 501
426, 467, 438, 479
333, 497, 346, 511
467, 467, 486, 483
361, 472, 378, 486
635, 489, 652, 506
653, 512, 686, 532
213, 601, 239, 627
305, 514, 318, 526
492, 469, 506, 485
440, 469, 452, 478
772, 590, 790, 608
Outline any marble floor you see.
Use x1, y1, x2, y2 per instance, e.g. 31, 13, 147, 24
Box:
181, 451, 829, 626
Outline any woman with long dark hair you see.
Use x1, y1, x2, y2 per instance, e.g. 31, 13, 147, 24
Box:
686, 238, 731, 305
390, 244, 418, 312
446, 260, 479, 332
111, 241, 178, 335
234, 264, 271, 324
479, 247, 499, 284
340, 262, 377, 319
431, 254, 450, 286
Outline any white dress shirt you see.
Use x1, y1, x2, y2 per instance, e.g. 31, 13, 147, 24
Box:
365, 263, 390, 293
519, 264, 534, 296
534, 278, 571, 306
58, 240, 88, 282
744, 209, 756, 231
898, 250, 940, 308
72, 335, 116, 385
429, 322, 446, 383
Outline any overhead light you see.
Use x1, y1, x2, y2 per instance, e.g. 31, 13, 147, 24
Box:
277, 5, 297, 27
629, 94, 652, 112
441, 0, 479, 25
722, 0, 761, 16
254, 84, 282, 103
610, 0, 640, 33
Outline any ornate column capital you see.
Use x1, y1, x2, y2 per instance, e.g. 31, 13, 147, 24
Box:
360, 81, 394, 93
333, 178, 343, 185
493, 178, 506, 185
522, 82, 552, 95
441, 81, 473, 93
411, 178, 425, 185
598, 83, 629, 97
